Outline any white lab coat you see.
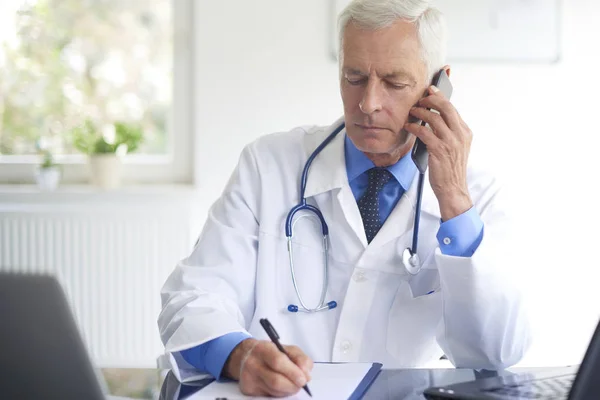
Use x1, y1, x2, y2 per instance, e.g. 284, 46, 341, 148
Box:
158, 117, 531, 382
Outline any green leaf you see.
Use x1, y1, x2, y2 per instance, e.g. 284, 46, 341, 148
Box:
114, 121, 143, 154
93, 136, 116, 154
40, 150, 55, 168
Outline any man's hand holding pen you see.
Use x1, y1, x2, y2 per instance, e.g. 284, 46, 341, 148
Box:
223, 338, 313, 397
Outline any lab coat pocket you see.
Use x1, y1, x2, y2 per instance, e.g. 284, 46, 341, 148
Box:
386, 274, 443, 366
407, 269, 440, 298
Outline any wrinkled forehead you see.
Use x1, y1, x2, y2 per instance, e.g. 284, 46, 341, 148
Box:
341, 19, 427, 82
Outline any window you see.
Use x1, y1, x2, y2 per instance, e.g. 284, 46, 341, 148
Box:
0, 0, 193, 184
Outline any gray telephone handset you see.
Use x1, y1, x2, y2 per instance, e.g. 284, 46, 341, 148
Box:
411, 69, 454, 174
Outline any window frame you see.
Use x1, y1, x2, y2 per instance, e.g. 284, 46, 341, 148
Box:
0, 0, 194, 185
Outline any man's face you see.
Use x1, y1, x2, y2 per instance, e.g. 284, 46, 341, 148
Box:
340, 20, 429, 159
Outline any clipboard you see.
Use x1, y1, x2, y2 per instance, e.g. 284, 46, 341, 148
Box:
348, 362, 383, 400
186, 362, 383, 399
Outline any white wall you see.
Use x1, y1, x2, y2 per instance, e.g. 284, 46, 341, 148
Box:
193, 0, 600, 367
193, 1, 343, 196
448, 0, 600, 365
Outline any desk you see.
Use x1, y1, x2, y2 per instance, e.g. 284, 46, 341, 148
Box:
101, 367, 573, 400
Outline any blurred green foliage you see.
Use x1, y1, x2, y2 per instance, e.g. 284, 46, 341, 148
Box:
0, 0, 172, 156
39, 150, 56, 168
71, 119, 143, 155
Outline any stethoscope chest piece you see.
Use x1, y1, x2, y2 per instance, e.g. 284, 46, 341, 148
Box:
402, 248, 422, 276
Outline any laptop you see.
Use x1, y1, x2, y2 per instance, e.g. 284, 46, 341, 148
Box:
424, 318, 600, 399
0, 272, 107, 400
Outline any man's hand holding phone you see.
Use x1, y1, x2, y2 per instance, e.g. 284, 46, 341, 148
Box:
404, 84, 474, 222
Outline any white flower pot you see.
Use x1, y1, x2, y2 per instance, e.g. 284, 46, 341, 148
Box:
35, 166, 61, 191
89, 154, 123, 189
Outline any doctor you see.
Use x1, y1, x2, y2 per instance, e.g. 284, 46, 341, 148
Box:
159, 0, 531, 396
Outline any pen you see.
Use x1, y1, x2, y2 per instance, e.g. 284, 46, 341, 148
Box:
259, 318, 312, 397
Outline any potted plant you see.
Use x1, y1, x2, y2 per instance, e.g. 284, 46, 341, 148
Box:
35, 149, 61, 191
71, 119, 143, 189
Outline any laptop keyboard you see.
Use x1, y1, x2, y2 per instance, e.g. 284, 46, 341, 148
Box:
482, 374, 575, 399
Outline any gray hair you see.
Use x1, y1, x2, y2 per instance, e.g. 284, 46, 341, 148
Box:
338, 0, 447, 81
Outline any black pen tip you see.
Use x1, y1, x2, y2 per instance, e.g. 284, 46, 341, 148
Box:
304, 385, 312, 397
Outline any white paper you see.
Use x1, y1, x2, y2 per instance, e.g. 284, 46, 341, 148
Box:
187, 363, 375, 400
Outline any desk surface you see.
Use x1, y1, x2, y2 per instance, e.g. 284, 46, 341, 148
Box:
102, 366, 575, 400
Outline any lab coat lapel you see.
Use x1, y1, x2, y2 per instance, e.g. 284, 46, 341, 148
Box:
303, 118, 368, 247
336, 183, 368, 248
303, 117, 347, 198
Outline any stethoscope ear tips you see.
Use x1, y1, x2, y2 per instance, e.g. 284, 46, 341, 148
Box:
327, 301, 337, 310
287, 304, 299, 312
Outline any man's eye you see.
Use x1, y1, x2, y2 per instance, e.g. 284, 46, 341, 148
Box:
388, 82, 409, 90
346, 77, 365, 86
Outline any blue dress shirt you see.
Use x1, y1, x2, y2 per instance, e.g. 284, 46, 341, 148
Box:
344, 135, 484, 256
180, 332, 250, 380
180, 134, 484, 378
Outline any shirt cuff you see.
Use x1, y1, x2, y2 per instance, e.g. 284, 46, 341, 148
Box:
436, 207, 484, 257
180, 332, 252, 380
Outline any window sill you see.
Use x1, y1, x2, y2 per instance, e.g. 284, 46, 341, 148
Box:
0, 184, 202, 211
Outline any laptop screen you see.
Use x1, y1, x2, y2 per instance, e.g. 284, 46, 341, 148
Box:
568, 319, 600, 399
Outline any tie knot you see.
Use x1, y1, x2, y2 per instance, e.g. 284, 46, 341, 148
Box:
367, 168, 392, 191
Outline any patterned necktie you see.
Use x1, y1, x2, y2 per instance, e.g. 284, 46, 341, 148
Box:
358, 168, 393, 244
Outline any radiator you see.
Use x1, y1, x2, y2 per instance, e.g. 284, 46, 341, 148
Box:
0, 193, 198, 368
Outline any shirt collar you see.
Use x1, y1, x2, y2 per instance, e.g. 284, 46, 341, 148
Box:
344, 134, 417, 191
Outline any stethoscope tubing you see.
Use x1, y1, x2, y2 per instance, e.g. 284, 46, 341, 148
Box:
285, 121, 424, 312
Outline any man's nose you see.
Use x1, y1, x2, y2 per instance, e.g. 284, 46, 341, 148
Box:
359, 80, 383, 114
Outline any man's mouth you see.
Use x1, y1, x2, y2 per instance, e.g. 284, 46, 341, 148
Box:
356, 124, 387, 131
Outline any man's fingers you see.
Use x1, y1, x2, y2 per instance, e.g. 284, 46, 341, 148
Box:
239, 380, 269, 397
238, 341, 312, 397
404, 121, 440, 151
258, 369, 301, 397
418, 86, 462, 131
284, 345, 313, 379
259, 343, 307, 388
409, 107, 452, 140
239, 350, 299, 397
239, 356, 271, 396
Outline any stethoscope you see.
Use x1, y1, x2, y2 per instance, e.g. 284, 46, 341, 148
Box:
285, 122, 426, 313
